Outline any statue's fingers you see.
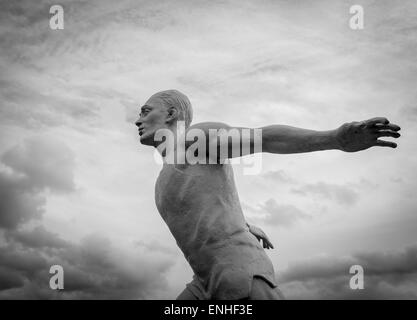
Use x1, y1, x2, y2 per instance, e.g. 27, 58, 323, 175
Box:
375, 140, 397, 148
367, 117, 389, 126
261, 236, 273, 249
374, 123, 401, 131
375, 131, 401, 138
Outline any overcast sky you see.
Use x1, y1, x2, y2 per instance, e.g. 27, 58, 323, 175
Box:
0, 0, 416, 299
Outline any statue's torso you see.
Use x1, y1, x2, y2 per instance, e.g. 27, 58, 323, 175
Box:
155, 162, 277, 299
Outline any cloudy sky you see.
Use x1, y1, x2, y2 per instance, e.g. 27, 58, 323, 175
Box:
0, 0, 416, 299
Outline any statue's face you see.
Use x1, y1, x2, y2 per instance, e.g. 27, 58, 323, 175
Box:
135, 96, 169, 146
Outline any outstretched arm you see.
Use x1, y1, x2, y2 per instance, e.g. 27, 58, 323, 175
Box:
188, 117, 400, 161
261, 125, 339, 154
264, 116, 401, 154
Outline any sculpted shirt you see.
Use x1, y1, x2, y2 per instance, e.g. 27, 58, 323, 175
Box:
155, 162, 277, 299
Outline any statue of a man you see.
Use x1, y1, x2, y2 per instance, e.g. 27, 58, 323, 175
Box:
135, 89, 401, 300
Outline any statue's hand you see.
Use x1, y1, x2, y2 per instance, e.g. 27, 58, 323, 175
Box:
336, 117, 401, 152
248, 224, 274, 249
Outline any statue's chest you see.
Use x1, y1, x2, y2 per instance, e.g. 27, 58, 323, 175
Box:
155, 165, 196, 218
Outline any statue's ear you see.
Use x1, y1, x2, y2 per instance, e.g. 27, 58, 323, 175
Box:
166, 107, 179, 123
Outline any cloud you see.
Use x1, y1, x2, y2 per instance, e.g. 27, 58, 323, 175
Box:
399, 105, 417, 121
134, 240, 178, 256
0, 267, 25, 291
0, 136, 75, 229
121, 98, 140, 124
245, 198, 310, 228
2, 137, 75, 192
0, 170, 45, 229
0, 136, 174, 299
0, 79, 101, 130
278, 244, 417, 299
0, 232, 173, 299
238, 61, 289, 79
7, 226, 69, 249
0, 244, 48, 285
260, 169, 296, 184
291, 182, 358, 206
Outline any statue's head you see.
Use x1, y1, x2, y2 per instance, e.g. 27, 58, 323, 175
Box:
135, 90, 193, 146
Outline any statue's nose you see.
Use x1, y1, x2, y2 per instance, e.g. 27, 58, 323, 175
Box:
135, 117, 142, 127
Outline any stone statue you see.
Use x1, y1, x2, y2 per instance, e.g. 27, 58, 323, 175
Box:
135, 89, 401, 300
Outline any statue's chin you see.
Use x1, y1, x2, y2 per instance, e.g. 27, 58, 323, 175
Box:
140, 133, 154, 146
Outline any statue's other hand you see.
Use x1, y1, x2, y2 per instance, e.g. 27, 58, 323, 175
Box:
336, 117, 401, 152
248, 224, 274, 249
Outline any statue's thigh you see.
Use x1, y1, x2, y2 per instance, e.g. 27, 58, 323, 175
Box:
249, 276, 285, 300
176, 286, 199, 300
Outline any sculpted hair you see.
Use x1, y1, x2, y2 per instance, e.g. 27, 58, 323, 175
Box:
150, 90, 193, 128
